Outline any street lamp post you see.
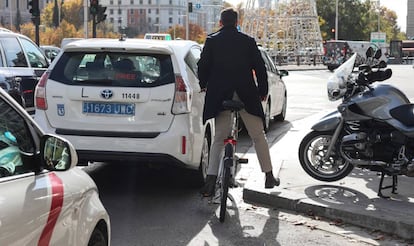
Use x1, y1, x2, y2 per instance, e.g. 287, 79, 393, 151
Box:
84, 0, 88, 38
377, 0, 381, 32
186, 0, 189, 40
335, 0, 338, 40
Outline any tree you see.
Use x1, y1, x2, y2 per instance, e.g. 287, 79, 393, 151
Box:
316, 0, 406, 42
316, 0, 369, 40
167, 25, 185, 40
166, 23, 206, 43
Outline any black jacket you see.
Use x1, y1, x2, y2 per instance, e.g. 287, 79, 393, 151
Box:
197, 26, 268, 125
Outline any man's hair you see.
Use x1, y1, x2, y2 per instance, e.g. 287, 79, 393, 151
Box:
220, 7, 238, 27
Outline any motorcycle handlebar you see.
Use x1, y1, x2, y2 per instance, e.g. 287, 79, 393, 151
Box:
357, 68, 392, 85
372, 68, 392, 82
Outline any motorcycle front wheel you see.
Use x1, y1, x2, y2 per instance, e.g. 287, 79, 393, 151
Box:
298, 130, 354, 182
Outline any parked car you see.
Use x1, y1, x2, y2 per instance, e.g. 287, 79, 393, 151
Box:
0, 29, 49, 115
34, 38, 213, 184
258, 46, 289, 131
40, 45, 61, 61
0, 87, 110, 245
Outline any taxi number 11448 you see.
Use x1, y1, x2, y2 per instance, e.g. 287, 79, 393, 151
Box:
122, 93, 140, 99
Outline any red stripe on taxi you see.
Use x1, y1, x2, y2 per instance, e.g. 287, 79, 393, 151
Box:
38, 172, 64, 246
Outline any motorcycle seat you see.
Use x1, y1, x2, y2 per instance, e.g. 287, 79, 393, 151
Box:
390, 104, 414, 127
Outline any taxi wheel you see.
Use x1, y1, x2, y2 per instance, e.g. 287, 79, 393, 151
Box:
88, 227, 107, 246
196, 133, 211, 186
264, 101, 271, 132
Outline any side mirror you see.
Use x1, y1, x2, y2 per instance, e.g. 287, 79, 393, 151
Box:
374, 48, 382, 59
279, 69, 289, 77
366, 47, 374, 58
41, 134, 78, 171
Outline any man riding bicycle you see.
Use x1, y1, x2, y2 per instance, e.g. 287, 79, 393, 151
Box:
197, 7, 280, 197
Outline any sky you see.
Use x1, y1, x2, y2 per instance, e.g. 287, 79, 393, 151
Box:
381, 0, 407, 31
226, 0, 407, 31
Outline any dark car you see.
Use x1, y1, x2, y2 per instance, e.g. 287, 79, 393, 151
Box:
0, 29, 49, 114
40, 45, 61, 61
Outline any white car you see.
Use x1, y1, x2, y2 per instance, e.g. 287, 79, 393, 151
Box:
34, 38, 213, 184
0, 88, 110, 245
258, 47, 289, 131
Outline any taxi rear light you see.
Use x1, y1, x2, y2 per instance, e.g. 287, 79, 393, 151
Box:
35, 71, 50, 110
172, 74, 191, 114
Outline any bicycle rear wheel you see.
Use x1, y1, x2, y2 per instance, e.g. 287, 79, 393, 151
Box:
219, 143, 233, 222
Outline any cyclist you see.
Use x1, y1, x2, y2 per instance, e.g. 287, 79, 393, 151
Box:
197, 7, 280, 197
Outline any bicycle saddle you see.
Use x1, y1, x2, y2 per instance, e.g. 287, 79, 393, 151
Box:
222, 100, 245, 111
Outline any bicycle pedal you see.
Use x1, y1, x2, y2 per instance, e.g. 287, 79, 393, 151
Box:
238, 158, 248, 164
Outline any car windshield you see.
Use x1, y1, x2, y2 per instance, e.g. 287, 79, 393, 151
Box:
49, 52, 175, 88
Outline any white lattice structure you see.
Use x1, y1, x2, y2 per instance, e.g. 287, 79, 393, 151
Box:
241, 0, 323, 58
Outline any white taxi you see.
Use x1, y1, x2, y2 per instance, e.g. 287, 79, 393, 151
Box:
34, 37, 213, 185
0, 88, 110, 245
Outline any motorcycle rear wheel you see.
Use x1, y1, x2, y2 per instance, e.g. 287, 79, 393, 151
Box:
298, 130, 353, 182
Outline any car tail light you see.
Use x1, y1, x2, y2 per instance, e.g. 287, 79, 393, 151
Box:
172, 74, 191, 114
35, 71, 50, 110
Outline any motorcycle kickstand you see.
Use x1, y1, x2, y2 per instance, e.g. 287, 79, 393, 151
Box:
377, 172, 398, 198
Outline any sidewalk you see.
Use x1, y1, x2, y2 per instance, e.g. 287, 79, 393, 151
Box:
240, 113, 414, 240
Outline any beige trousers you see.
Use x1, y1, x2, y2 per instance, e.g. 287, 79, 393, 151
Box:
207, 109, 273, 176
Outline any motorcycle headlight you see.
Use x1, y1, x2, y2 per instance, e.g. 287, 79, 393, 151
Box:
327, 75, 346, 101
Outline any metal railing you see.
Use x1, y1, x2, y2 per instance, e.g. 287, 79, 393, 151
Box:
271, 54, 325, 66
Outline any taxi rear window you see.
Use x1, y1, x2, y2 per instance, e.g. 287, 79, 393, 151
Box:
50, 52, 174, 88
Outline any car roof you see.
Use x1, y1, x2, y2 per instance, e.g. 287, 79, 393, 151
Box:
62, 38, 200, 58
0, 30, 31, 39
40, 45, 61, 49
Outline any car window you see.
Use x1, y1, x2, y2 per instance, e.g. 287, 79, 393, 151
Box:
185, 45, 201, 77
0, 47, 4, 67
0, 37, 28, 67
50, 52, 175, 88
260, 50, 272, 72
264, 51, 277, 74
20, 38, 48, 68
0, 97, 36, 177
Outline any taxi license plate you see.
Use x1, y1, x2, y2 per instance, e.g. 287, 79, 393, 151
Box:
83, 102, 135, 115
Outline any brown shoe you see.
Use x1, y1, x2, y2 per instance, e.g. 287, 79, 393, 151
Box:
265, 175, 280, 189
200, 175, 217, 197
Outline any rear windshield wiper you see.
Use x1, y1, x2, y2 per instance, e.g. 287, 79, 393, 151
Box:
77, 79, 114, 84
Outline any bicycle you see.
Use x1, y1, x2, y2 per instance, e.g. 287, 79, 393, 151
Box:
215, 100, 248, 223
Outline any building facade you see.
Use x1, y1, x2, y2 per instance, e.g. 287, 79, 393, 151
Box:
0, 0, 221, 38
100, 0, 222, 37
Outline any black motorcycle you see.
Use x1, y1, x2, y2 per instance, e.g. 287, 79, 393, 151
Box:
298, 47, 414, 198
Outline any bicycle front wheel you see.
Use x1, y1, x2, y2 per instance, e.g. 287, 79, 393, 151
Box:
219, 143, 233, 222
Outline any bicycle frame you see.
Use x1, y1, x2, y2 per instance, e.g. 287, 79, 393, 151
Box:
223, 110, 238, 169
218, 102, 247, 222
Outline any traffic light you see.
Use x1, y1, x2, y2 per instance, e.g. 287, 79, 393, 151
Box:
188, 2, 193, 13
28, 0, 40, 17
90, 0, 99, 15
96, 5, 107, 24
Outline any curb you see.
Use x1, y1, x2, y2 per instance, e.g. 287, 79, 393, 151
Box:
243, 187, 414, 240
